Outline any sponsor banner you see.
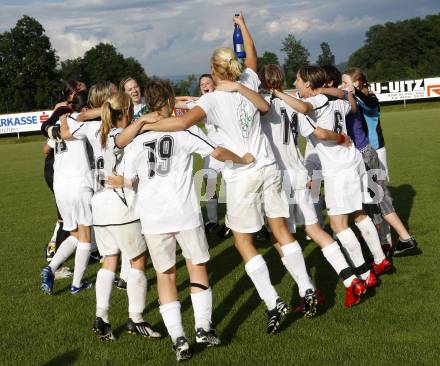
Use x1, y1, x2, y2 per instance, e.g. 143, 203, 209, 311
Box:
0, 110, 52, 135
370, 77, 440, 102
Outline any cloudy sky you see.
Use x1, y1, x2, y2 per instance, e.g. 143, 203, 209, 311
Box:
0, 0, 439, 77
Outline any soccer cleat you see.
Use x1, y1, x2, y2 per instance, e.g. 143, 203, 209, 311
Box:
89, 251, 102, 263
172, 336, 192, 362
127, 318, 161, 338
372, 258, 394, 276
295, 289, 325, 318
40, 266, 54, 295
92, 317, 115, 341
46, 241, 56, 262
394, 237, 418, 255
115, 278, 127, 290
256, 227, 269, 242
364, 271, 378, 289
204, 221, 220, 233
70, 282, 93, 294
195, 328, 221, 346
217, 224, 231, 238
267, 297, 290, 334
344, 278, 366, 308
54, 266, 73, 279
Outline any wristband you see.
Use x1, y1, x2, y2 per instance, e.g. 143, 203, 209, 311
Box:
337, 133, 346, 145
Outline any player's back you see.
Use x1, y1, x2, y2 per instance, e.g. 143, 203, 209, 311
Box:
124, 126, 215, 234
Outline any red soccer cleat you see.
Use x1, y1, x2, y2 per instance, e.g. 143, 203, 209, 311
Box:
344, 278, 366, 308
364, 271, 378, 289
373, 258, 394, 276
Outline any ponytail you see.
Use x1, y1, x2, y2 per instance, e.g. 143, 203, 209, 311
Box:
211, 47, 243, 81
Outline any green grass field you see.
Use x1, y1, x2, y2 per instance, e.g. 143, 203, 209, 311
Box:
0, 103, 439, 366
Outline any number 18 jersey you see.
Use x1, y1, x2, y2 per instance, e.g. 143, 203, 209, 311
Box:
123, 126, 216, 235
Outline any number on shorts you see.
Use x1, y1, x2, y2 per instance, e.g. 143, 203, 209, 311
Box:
143, 136, 174, 178
281, 107, 299, 146
333, 111, 343, 133
95, 156, 105, 187
55, 141, 67, 154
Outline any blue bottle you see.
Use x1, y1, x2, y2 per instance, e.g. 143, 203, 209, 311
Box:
233, 14, 246, 59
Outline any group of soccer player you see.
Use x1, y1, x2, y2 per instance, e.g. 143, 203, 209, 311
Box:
38, 13, 418, 362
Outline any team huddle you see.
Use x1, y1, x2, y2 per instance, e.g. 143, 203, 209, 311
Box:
38, 13, 418, 362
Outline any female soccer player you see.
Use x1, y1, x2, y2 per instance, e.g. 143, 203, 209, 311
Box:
118, 79, 254, 361
341, 68, 418, 255
40, 90, 93, 295
60, 89, 160, 341
259, 64, 369, 308
120, 76, 148, 120
139, 13, 318, 333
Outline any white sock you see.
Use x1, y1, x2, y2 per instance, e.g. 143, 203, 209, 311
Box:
50, 221, 60, 243
96, 268, 115, 323
356, 217, 386, 265
72, 242, 91, 288
190, 288, 212, 331
322, 242, 356, 288
49, 236, 78, 273
280, 242, 314, 297
337, 229, 370, 280
120, 254, 130, 282
245, 255, 278, 310
127, 268, 147, 323
206, 199, 218, 223
160, 301, 185, 343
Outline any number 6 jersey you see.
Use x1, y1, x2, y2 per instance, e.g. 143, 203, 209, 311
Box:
123, 126, 216, 235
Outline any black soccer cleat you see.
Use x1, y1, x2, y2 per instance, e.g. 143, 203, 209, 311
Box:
115, 278, 127, 290
195, 328, 221, 347
127, 318, 161, 338
267, 297, 290, 334
394, 237, 418, 255
217, 224, 231, 238
204, 221, 220, 233
172, 336, 192, 362
92, 317, 115, 341
298, 289, 322, 319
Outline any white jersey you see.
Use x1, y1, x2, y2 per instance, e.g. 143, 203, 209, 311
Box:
197, 68, 275, 182
69, 119, 138, 226
305, 94, 362, 176
261, 94, 315, 189
124, 126, 215, 234
53, 113, 92, 185
185, 99, 221, 146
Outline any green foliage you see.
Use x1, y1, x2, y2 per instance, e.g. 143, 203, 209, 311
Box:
348, 13, 440, 81
280, 34, 310, 87
257, 51, 279, 72
0, 16, 60, 113
60, 43, 149, 89
316, 42, 335, 66
171, 74, 197, 96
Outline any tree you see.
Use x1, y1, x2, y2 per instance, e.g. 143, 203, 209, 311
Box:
0, 16, 59, 113
171, 74, 197, 96
257, 51, 279, 72
280, 34, 310, 87
348, 13, 440, 81
316, 42, 335, 66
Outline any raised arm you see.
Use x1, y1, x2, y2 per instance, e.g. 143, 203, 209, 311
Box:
115, 117, 149, 148
59, 114, 73, 140
142, 106, 206, 133
234, 12, 257, 72
216, 80, 269, 113
317, 87, 357, 113
272, 89, 313, 114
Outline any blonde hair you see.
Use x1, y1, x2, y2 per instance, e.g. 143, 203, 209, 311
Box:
261, 64, 284, 91
100, 92, 133, 148
88, 81, 115, 108
211, 47, 242, 81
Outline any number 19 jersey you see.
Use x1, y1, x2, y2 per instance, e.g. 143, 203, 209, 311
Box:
123, 126, 215, 235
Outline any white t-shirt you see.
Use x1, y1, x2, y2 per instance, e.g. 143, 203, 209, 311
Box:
196, 68, 275, 181
124, 126, 215, 234
305, 94, 362, 176
261, 94, 315, 189
69, 119, 138, 226
53, 113, 92, 185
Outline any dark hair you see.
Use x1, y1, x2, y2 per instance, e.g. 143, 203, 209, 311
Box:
63, 80, 86, 100
297, 66, 326, 90
198, 74, 213, 85
260, 64, 284, 91
343, 67, 369, 88
322, 65, 341, 87
69, 90, 89, 113
145, 79, 175, 112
